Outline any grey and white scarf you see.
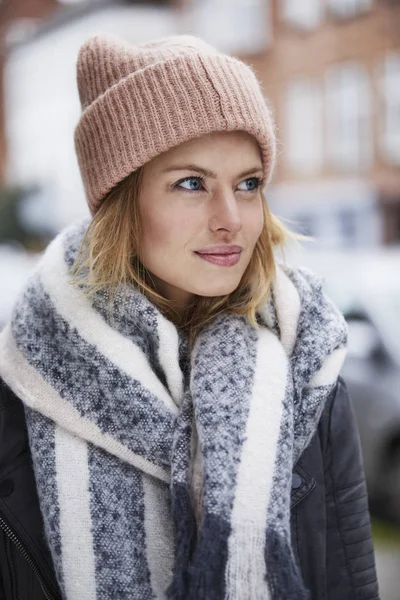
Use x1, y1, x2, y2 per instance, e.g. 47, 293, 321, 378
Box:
0, 218, 347, 600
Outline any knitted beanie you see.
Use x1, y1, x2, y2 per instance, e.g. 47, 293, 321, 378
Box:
74, 33, 277, 216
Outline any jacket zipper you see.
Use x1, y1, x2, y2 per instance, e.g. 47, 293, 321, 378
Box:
4, 536, 17, 600
0, 515, 57, 600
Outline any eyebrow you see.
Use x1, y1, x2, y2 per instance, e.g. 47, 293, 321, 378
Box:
162, 164, 263, 179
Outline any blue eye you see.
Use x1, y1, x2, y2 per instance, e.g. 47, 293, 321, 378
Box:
175, 176, 205, 192
237, 177, 262, 192
174, 175, 262, 193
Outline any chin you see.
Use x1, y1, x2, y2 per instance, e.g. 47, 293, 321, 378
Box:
193, 279, 241, 298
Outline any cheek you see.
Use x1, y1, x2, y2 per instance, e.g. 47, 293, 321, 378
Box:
245, 202, 264, 246
139, 205, 188, 262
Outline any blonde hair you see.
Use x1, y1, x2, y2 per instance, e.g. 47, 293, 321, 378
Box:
70, 167, 301, 345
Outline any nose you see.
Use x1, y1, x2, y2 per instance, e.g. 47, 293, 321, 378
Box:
208, 188, 242, 235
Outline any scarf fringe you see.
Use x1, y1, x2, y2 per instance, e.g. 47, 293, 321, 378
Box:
225, 522, 270, 600
264, 528, 310, 600
186, 512, 230, 600
168, 498, 230, 600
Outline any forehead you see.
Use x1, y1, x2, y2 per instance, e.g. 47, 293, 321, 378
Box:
148, 131, 262, 171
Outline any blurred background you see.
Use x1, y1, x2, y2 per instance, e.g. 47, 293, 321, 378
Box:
0, 0, 399, 596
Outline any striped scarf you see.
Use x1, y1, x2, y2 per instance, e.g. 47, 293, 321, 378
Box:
0, 218, 347, 600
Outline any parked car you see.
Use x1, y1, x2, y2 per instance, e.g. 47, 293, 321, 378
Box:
285, 246, 400, 523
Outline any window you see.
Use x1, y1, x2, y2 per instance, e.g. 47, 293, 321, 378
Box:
325, 62, 372, 171
282, 0, 323, 30
184, 0, 271, 55
285, 79, 323, 174
4, 19, 40, 47
338, 207, 357, 242
380, 52, 400, 165
381, 198, 400, 243
328, 0, 372, 19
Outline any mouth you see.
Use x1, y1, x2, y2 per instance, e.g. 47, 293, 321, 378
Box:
194, 246, 242, 267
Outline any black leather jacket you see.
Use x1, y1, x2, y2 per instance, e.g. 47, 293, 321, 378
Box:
0, 376, 380, 600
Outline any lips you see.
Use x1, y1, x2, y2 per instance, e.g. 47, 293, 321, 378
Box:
194, 246, 242, 267
196, 245, 242, 256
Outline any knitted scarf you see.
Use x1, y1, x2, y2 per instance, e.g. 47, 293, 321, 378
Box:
0, 218, 347, 600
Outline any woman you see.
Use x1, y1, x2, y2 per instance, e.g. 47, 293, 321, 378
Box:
0, 33, 379, 600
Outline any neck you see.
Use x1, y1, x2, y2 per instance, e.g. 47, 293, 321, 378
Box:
148, 273, 194, 318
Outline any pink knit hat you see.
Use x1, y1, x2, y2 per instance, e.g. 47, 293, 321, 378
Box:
74, 33, 277, 216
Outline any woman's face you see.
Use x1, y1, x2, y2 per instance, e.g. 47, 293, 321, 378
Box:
138, 130, 264, 310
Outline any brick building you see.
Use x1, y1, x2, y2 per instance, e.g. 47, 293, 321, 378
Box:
243, 0, 400, 245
